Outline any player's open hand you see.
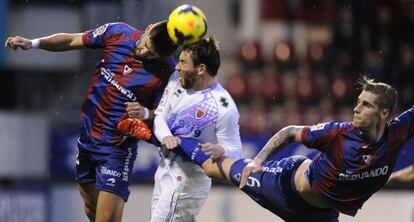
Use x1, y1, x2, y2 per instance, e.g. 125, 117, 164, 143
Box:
161, 135, 181, 149
199, 143, 225, 160
125, 102, 147, 119
4, 36, 32, 50
239, 161, 262, 189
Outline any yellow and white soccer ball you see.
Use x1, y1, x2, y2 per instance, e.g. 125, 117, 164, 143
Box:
167, 4, 207, 45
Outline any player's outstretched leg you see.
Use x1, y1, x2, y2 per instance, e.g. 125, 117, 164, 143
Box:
177, 138, 236, 182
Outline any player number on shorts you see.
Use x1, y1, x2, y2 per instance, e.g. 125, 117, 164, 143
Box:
194, 130, 201, 137
246, 177, 261, 188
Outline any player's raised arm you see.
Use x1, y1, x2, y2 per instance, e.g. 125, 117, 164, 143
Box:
239, 125, 304, 188
4, 33, 84, 51
255, 125, 304, 164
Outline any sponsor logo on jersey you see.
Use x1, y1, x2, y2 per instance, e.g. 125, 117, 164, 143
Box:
190, 146, 201, 161
93, 24, 109, 38
195, 107, 206, 119
100, 166, 122, 177
262, 166, 283, 174
338, 165, 389, 181
122, 148, 133, 181
168, 113, 198, 135
101, 68, 137, 101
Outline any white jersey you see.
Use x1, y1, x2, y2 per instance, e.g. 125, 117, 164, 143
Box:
150, 71, 242, 222
154, 71, 242, 159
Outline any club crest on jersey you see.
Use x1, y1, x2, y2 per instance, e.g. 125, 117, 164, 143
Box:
195, 107, 206, 119
363, 155, 372, 165
123, 65, 132, 76
93, 24, 109, 38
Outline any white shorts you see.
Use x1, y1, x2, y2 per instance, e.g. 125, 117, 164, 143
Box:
150, 154, 211, 222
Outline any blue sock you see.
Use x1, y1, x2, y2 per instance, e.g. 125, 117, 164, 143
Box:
177, 138, 209, 166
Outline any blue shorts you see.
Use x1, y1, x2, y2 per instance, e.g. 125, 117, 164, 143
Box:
75, 136, 138, 202
229, 156, 339, 222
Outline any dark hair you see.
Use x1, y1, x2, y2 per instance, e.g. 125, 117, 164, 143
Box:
182, 36, 220, 76
149, 21, 178, 57
357, 75, 398, 113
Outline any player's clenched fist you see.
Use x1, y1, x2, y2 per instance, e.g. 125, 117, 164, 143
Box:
161, 135, 181, 149
125, 102, 149, 119
4, 36, 33, 50
199, 143, 225, 160
117, 118, 152, 140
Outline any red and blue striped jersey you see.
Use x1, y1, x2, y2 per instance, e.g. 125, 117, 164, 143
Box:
301, 106, 414, 216
80, 22, 175, 146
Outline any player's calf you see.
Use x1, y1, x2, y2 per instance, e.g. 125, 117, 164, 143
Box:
202, 157, 235, 181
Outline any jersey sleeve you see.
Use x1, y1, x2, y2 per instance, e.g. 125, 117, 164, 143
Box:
216, 108, 242, 159
301, 121, 344, 152
82, 23, 116, 49
153, 71, 180, 141
389, 106, 414, 143
154, 115, 173, 142
154, 71, 179, 116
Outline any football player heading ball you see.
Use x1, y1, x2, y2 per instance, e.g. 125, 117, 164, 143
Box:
167, 4, 208, 45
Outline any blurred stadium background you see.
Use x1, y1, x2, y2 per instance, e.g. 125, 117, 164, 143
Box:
1, 0, 413, 221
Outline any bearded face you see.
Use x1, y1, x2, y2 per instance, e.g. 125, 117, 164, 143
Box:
176, 50, 199, 89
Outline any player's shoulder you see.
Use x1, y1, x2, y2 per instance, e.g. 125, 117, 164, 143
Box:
389, 105, 414, 126
163, 71, 182, 99
168, 71, 180, 83
101, 22, 139, 35
210, 82, 238, 111
333, 121, 353, 129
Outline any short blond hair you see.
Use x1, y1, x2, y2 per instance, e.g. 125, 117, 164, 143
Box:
358, 75, 398, 113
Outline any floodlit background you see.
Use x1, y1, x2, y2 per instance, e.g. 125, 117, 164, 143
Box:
0, 0, 413, 221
